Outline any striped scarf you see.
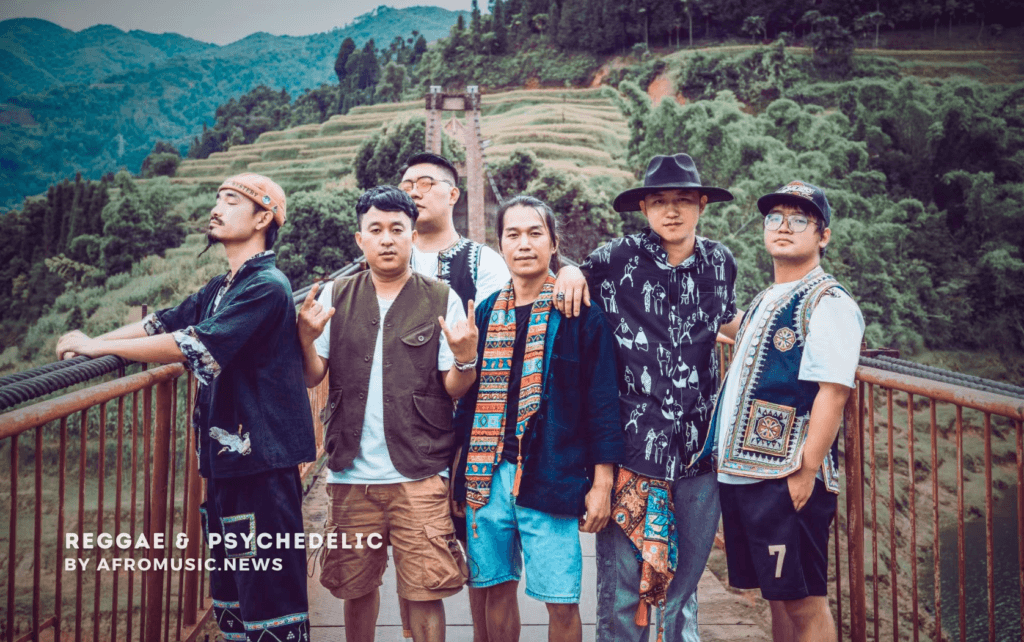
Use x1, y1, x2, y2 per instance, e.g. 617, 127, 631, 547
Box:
465, 274, 556, 515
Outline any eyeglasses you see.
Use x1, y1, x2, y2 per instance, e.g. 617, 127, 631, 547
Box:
398, 176, 452, 194
764, 212, 816, 233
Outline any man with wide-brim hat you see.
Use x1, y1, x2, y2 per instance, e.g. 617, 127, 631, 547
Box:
553, 153, 743, 642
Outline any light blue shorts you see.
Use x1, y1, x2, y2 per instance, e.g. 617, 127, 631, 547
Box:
466, 460, 582, 603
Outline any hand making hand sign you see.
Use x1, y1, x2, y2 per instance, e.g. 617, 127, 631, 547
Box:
297, 281, 335, 347
438, 299, 479, 366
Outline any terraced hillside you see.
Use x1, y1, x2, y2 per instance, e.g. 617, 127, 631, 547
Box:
173, 87, 634, 189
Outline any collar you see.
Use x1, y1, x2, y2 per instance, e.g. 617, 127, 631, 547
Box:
639, 228, 710, 267
224, 250, 275, 287
437, 236, 468, 259
776, 265, 825, 290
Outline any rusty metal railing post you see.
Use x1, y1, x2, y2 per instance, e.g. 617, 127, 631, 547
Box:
182, 429, 202, 626
145, 379, 172, 642
843, 386, 866, 642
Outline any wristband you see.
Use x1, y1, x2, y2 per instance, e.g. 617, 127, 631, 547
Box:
453, 356, 478, 372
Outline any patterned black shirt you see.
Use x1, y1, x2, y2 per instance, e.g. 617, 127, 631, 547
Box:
582, 229, 737, 481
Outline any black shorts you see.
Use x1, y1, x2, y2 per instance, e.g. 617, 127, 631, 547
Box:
720, 476, 837, 601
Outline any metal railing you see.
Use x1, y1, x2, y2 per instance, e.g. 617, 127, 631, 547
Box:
839, 362, 1024, 642
2, 284, 1022, 642
0, 364, 329, 642
718, 335, 1024, 641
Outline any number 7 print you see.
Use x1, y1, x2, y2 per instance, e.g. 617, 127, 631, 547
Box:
768, 544, 786, 578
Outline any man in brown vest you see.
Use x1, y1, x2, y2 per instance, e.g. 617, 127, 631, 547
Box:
297, 185, 479, 642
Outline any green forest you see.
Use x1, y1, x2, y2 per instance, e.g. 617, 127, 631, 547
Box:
0, 6, 468, 209
0, 0, 1022, 382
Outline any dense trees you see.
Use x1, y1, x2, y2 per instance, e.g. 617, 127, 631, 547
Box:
612, 45, 1024, 352
354, 118, 465, 189
275, 189, 361, 284
425, 0, 1021, 61
187, 86, 292, 159
0, 173, 203, 352
140, 141, 181, 178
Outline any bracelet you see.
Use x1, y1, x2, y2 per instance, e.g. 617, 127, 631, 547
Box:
453, 356, 478, 372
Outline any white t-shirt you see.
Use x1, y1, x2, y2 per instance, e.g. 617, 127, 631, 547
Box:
412, 243, 510, 304
716, 279, 864, 485
312, 279, 466, 484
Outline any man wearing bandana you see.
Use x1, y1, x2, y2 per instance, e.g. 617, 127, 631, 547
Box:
57, 173, 316, 642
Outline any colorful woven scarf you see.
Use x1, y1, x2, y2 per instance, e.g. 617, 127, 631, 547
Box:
611, 467, 678, 642
464, 274, 556, 520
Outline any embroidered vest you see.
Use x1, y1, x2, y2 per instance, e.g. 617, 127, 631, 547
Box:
323, 271, 454, 479
436, 237, 481, 308
710, 269, 847, 493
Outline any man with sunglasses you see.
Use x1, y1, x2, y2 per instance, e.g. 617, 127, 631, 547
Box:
702, 181, 863, 642
396, 152, 511, 642
399, 152, 510, 312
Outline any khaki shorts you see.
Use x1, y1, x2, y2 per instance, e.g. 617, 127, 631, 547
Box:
319, 475, 467, 601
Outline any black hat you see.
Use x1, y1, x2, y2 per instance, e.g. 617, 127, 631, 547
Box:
613, 154, 733, 213
757, 181, 832, 227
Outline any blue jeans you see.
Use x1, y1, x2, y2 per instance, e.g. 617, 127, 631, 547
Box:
595, 471, 720, 642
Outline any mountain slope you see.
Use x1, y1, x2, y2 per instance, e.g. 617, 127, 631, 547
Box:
0, 6, 466, 209
0, 18, 213, 100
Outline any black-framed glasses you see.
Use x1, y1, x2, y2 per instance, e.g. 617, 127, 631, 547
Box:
764, 212, 815, 233
398, 176, 452, 193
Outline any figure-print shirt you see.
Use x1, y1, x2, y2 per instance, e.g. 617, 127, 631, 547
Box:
582, 230, 737, 481
143, 252, 316, 479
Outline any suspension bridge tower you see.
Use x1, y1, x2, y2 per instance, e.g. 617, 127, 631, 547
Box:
425, 85, 487, 244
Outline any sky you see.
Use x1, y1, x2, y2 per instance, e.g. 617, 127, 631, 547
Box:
0, 0, 473, 45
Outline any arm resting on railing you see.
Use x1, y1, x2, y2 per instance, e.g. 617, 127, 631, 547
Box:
56, 320, 149, 360
56, 331, 186, 364
96, 319, 149, 341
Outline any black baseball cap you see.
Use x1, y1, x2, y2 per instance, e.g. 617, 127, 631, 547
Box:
757, 181, 831, 227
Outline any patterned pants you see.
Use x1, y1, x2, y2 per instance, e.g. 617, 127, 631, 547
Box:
201, 467, 310, 642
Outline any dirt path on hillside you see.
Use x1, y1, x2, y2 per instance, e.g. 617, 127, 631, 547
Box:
647, 72, 686, 105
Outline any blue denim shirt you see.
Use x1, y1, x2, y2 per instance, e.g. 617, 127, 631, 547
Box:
148, 253, 316, 479
452, 290, 624, 517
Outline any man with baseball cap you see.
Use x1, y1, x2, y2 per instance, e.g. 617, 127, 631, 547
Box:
702, 181, 863, 642
553, 154, 743, 641
57, 173, 317, 642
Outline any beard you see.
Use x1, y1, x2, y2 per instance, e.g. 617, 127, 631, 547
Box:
197, 230, 221, 257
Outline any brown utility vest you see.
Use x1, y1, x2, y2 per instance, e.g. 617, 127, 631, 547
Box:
323, 270, 454, 479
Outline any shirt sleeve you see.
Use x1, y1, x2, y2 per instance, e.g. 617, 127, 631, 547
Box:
798, 290, 865, 388
474, 245, 510, 303
437, 289, 467, 371
579, 243, 610, 286
152, 290, 205, 334
181, 276, 290, 386
313, 281, 334, 361
581, 305, 625, 466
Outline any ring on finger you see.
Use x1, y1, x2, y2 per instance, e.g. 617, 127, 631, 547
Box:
556, 292, 566, 301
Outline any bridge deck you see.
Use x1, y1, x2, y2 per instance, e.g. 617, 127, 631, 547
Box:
298, 471, 770, 641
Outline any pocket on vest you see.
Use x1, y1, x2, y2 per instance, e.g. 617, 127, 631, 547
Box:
412, 393, 456, 455
401, 321, 436, 347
